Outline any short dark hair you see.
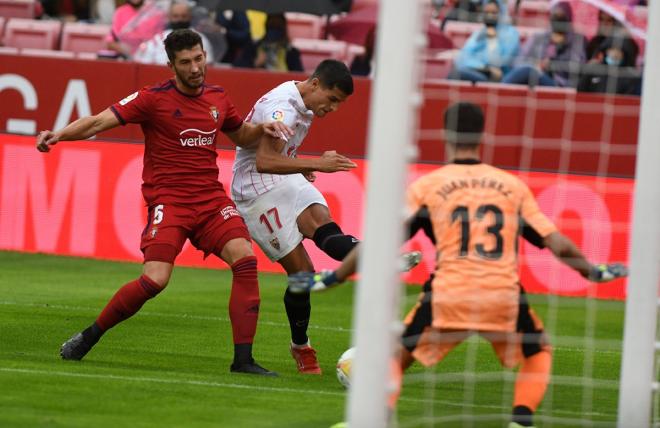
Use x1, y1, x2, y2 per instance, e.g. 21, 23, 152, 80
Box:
443, 102, 485, 147
310, 59, 354, 96
164, 29, 203, 63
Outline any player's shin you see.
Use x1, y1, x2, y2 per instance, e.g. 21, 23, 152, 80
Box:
229, 256, 260, 362
512, 348, 552, 426
283, 287, 311, 345
312, 222, 359, 261
96, 274, 164, 332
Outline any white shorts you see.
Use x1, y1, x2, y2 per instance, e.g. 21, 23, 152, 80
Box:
235, 174, 327, 261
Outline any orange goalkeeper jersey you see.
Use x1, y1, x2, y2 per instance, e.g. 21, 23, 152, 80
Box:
407, 160, 557, 332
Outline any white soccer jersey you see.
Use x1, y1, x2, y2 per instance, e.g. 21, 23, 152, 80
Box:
231, 81, 314, 202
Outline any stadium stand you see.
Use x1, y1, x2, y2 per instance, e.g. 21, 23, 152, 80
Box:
443, 21, 482, 49
20, 47, 74, 58
0, 0, 36, 18
424, 49, 460, 80
291, 38, 347, 72
0, 46, 19, 55
3, 18, 61, 50
344, 43, 366, 68
60, 22, 111, 53
285, 13, 324, 40
516, 0, 551, 27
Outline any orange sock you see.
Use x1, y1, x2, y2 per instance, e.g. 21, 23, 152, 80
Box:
513, 349, 552, 412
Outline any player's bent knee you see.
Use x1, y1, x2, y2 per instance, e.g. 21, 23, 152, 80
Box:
220, 238, 254, 265
142, 261, 174, 288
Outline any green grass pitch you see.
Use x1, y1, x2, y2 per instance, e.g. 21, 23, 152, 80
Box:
0, 251, 623, 427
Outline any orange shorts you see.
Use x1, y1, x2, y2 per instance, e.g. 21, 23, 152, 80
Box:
140, 196, 251, 264
401, 278, 551, 368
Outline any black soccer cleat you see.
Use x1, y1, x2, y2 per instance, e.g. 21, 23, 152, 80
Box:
230, 359, 278, 377
60, 332, 94, 361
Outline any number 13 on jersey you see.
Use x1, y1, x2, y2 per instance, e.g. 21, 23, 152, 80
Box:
451, 204, 504, 259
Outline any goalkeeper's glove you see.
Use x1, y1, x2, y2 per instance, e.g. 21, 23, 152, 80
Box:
588, 263, 628, 282
288, 270, 339, 294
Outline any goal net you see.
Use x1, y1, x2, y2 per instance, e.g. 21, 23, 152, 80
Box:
347, 0, 660, 427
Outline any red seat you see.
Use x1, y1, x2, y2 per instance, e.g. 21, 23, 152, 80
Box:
0, 46, 19, 55
443, 21, 482, 49
291, 38, 347, 72
61, 22, 110, 53
0, 0, 36, 18
20, 47, 75, 58
285, 13, 323, 40
423, 49, 459, 80
516, 0, 550, 28
3, 18, 61, 50
345, 43, 365, 68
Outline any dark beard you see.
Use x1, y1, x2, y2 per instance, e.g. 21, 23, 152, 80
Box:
177, 70, 204, 90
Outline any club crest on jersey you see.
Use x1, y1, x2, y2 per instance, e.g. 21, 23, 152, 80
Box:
271, 110, 285, 122
150, 227, 158, 238
210, 106, 219, 121
119, 91, 138, 106
269, 237, 281, 251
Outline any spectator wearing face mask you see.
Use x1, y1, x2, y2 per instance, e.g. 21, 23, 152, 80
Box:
578, 36, 642, 95
448, 0, 520, 83
133, 1, 215, 65
586, 11, 639, 63
502, 1, 586, 87
105, 0, 167, 59
233, 13, 303, 72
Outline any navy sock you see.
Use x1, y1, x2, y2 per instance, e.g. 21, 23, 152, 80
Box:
512, 405, 534, 426
283, 288, 310, 345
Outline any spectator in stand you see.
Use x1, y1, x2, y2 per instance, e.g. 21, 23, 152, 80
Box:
502, 2, 586, 87
233, 13, 303, 72
106, 0, 167, 59
216, 10, 252, 64
350, 26, 376, 77
134, 1, 215, 65
578, 36, 642, 95
448, 0, 520, 83
586, 10, 639, 63
440, 0, 483, 30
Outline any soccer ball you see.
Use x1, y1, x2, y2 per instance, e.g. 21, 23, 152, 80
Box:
336, 347, 356, 389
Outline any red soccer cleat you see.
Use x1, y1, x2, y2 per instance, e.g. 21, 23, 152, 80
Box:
290, 344, 322, 374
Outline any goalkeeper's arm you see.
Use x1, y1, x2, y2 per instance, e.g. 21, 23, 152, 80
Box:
543, 231, 627, 282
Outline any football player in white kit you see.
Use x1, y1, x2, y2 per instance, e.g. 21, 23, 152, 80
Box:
232, 60, 359, 374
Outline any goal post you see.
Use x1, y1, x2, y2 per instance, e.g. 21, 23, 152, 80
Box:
346, 0, 424, 426
616, 0, 660, 425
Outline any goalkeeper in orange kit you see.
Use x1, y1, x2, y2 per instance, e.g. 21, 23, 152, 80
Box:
289, 102, 627, 428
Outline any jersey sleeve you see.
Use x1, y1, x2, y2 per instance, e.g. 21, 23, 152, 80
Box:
519, 181, 557, 240
220, 94, 244, 133
110, 88, 152, 125
258, 98, 298, 129
406, 176, 428, 217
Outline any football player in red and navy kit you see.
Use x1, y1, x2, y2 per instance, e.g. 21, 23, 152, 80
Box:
36, 29, 293, 376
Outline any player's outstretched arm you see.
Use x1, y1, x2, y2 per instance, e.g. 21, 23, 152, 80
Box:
287, 248, 423, 294
543, 231, 628, 282
255, 134, 357, 175
36, 108, 121, 153
224, 121, 294, 149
